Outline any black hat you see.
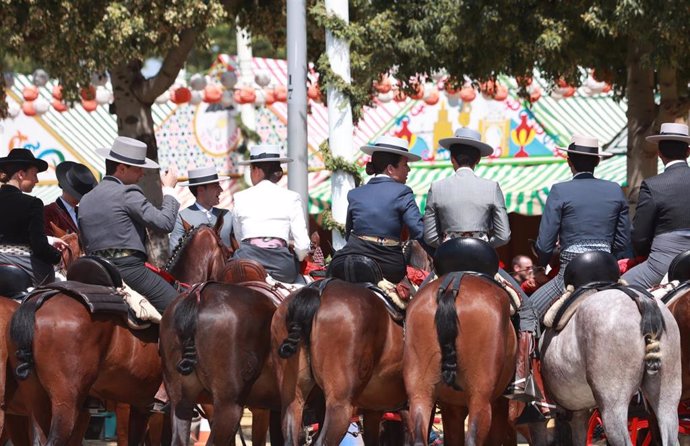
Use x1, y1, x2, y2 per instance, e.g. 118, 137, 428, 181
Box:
0, 149, 49, 172
56, 161, 98, 199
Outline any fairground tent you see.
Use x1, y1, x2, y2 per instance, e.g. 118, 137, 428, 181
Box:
0, 56, 630, 216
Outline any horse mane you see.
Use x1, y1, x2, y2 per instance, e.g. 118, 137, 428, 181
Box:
164, 224, 210, 273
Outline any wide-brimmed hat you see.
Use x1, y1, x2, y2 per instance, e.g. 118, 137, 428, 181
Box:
0, 149, 49, 172
557, 135, 613, 158
237, 145, 292, 165
96, 136, 159, 169
360, 135, 421, 161
439, 128, 493, 157
56, 161, 97, 199
178, 166, 230, 187
646, 123, 690, 145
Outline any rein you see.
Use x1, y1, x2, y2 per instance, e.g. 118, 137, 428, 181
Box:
164, 225, 206, 272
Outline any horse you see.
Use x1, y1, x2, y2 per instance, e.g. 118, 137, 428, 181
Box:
6, 222, 229, 446
532, 253, 681, 446
403, 272, 517, 446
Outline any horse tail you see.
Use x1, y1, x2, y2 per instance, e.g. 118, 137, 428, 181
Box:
632, 292, 666, 375
278, 285, 322, 359
434, 274, 462, 390
9, 300, 39, 381
173, 295, 200, 375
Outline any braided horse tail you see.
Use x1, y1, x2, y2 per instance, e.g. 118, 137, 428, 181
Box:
435, 273, 463, 390
173, 284, 207, 375
278, 283, 323, 358
9, 300, 39, 380
631, 290, 666, 375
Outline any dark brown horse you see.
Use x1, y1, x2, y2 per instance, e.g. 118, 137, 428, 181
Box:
403, 273, 517, 446
7, 223, 228, 446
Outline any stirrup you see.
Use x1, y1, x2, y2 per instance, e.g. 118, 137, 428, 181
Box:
515, 400, 557, 424
505, 376, 537, 403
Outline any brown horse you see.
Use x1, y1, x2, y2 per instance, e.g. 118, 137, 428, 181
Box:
403, 273, 517, 446
7, 223, 228, 446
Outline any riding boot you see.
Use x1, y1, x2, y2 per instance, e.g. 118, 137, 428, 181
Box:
151, 382, 169, 414
505, 331, 534, 402
516, 358, 557, 424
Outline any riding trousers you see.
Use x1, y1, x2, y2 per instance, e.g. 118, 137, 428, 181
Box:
234, 242, 302, 284
333, 235, 405, 283
622, 230, 690, 289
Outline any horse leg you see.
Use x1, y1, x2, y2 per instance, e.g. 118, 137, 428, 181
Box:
597, 403, 633, 446
486, 398, 516, 446
567, 410, 590, 446
361, 410, 382, 446
277, 356, 314, 446
115, 403, 130, 446
465, 394, 493, 446
127, 406, 152, 446
438, 402, 467, 446
66, 411, 91, 446
207, 400, 243, 446
251, 408, 270, 445
5, 415, 31, 446
269, 410, 284, 446
313, 398, 353, 446
170, 400, 195, 446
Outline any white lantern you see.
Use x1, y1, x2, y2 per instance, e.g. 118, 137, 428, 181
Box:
7, 102, 20, 118
189, 91, 203, 105
95, 86, 112, 105
32, 69, 49, 87
3, 72, 14, 89
254, 70, 271, 88
254, 89, 266, 107
220, 90, 234, 108
155, 90, 171, 104
377, 91, 394, 103
91, 72, 108, 87
34, 97, 50, 115
422, 83, 436, 100
550, 91, 564, 100
431, 70, 447, 82
221, 71, 238, 89
190, 74, 207, 91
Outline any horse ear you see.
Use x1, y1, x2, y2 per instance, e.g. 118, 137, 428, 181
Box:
214, 212, 225, 235
181, 218, 192, 233
50, 221, 67, 238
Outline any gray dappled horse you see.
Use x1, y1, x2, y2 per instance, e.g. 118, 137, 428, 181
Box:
531, 253, 682, 446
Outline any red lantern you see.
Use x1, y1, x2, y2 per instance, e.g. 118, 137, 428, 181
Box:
459, 85, 476, 102
409, 83, 425, 100
494, 84, 508, 101
274, 85, 288, 102
239, 86, 256, 104
602, 83, 612, 94
22, 101, 36, 116
171, 87, 192, 104
424, 87, 440, 105
480, 80, 496, 97
374, 76, 392, 94
203, 85, 223, 103
23, 86, 39, 102
52, 99, 68, 112
516, 76, 533, 87
562, 86, 576, 98
81, 99, 98, 112
307, 83, 321, 102
529, 87, 542, 103
264, 88, 276, 106
52, 85, 63, 100
80, 86, 96, 101
393, 87, 407, 102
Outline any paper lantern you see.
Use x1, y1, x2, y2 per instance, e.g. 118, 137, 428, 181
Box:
190, 74, 207, 91
423, 87, 440, 105
221, 71, 238, 89
253, 89, 266, 107
409, 83, 425, 100
493, 84, 508, 101
171, 87, 191, 104
480, 80, 496, 97
264, 88, 276, 105
95, 87, 112, 105
459, 85, 476, 102
431, 70, 447, 82
52, 99, 68, 112
7, 102, 20, 118
307, 83, 321, 102
374, 76, 392, 94
516, 76, 533, 88
189, 91, 203, 105
255, 70, 271, 88
155, 91, 170, 104
52, 85, 63, 100
221, 90, 235, 108
32, 69, 49, 87
274, 85, 288, 102
91, 72, 108, 87
529, 86, 542, 103
444, 82, 460, 96
22, 85, 39, 102
22, 101, 36, 116
602, 83, 612, 94
80, 86, 96, 101
34, 98, 50, 115
393, 88, 407, 102
81, 99, 98, 112
238, 86, 256, 104
377, 91, 394, 103
203, 85, 223, 103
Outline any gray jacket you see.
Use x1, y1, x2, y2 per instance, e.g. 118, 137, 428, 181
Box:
79, 176, 180, 255
423, 168, 511, 248
169, 204, 233, 251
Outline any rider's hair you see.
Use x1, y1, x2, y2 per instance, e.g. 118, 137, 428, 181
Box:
0, 163, 28, 183
253, 162, 283, 183
659, 140, 689, 161
568, 153, 600, 173
449, 145, 481, 167
189, 185, 199, 197
365, 152, 403, 175
105, 159, 122, 176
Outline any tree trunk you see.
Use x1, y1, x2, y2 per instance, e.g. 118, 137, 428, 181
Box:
111, 61, 169, 266
625, 40, 657, 217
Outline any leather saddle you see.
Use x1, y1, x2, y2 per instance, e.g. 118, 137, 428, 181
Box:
221, 258, 268, 284
669, 250, 690, 283
433, 238, 499, 277
0, 264, 32, 300
66, 256, 123, 287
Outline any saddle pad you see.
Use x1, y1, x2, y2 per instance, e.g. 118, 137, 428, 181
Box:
27, 281, 128, 315
657, 281, 690, 306
240, 281, 287, 306
543, 285, 598, 331
364, 283, 404, 326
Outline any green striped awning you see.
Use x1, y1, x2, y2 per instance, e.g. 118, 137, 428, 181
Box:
308, 155, 628, 216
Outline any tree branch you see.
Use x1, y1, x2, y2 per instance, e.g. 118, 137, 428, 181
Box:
657, 65, 690, 126
141, 27, 200, 103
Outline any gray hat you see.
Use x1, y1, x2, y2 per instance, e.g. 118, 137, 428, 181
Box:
237, 145, 292, 165
96, 136, 159, 169
646, 123, 690, 145
360, 135, 421, 161
55, 161, 97, 199
439, 128, 493, 157
178, 166, 229, 187
557, 135, 613, 158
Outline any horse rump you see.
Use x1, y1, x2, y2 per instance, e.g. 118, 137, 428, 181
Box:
630, 290, 666, 375
278, 284, 322, 359
8, 300, 39, 380
172, 294, 200, 375
435, 273, 463, 390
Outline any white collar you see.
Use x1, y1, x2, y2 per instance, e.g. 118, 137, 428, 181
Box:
374, 173, 392, 179
573, 171, 593, 178
665, 160, 688, 169
455, 167, 475, 174
195, 201, 213, 213
104, 175, 123, 184
58, 196, 76, 213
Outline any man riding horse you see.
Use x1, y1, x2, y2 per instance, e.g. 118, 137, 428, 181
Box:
514, 134, 631, 418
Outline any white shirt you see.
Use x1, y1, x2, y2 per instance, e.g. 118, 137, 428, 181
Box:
665, 160, 688, 170
59, 197, 79, 228
194, 201, 214, 223
232, 180, 311, 260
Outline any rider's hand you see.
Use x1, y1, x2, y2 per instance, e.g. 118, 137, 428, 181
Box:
161, 165, 178, 189
534, 269, 549, 286
48, 236, 68, 252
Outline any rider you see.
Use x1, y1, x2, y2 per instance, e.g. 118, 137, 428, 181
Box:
232, 144, 310, 284
44, 161, 97, 236
0, 149, 67, 285
169, 165, 232, 251
622, 122, 690, 288
513, 135, 630, 412
78, 136, 180, 315
332, 135, 423, 284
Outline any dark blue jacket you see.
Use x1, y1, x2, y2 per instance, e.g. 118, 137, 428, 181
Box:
536, 172, 631, 266
345, 176, 424, 240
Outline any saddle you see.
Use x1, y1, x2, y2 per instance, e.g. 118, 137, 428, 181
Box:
433, 237, 499, 277
326, 255, 404, 324
544, 251, 621, 331
0, 264, 32, 300
221, 258, 268, 284
669, 250, 690, 283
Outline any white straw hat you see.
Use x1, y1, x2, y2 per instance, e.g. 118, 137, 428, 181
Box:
96, 136, 159, 168
237, 144, 292, 165
557, 135, 613, 158
178, 166, 229, 187
360, 135, 421, 161
646, 123, 690, 144
438, 128, 493, 157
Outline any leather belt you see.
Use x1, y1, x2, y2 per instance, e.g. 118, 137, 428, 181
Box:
356, 234, 401, 247
91, 248, 140, 259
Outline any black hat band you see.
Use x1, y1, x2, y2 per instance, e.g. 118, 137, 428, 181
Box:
568, 143, 599, 155
660, 132, 689, 136
188, 174, 219, 185
250, 152, 281, 161
109, 150, 146, 165
374, 143, 410, 153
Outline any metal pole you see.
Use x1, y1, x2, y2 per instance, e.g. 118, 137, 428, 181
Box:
236, 25, 256, 139
325, 0, 354, 250
287, 0, 309, 219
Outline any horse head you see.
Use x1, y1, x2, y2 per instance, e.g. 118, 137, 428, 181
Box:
49, 221, 83, 271
166, 216, 231, 283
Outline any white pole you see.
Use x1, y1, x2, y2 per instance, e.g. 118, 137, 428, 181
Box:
325, 0, 354, 250
236, 26, 256, 137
